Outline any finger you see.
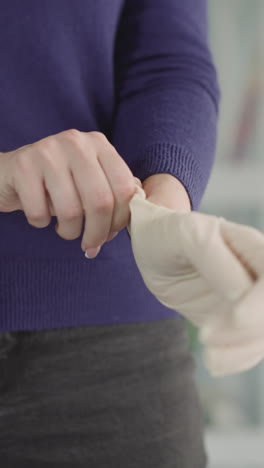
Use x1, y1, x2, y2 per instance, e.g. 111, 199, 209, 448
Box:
72, 158, 114, 251
221, 219, 264, 277
97, 143, 138, 230
14, 169, 51, 228
106, 230, 119, 242
126, 185, 146, 237
44, 169, 84, 240
204, 339, 264, 377
133, 177, 142, 188
186, 213, 254, 303
46, 191, 56, 216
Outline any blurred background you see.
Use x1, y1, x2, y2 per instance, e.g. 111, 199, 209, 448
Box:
192, 1, 264, 467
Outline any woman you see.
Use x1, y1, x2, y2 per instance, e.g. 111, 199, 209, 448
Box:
0, 0, 219, 466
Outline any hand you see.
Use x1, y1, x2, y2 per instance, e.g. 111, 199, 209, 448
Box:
0, 130, 141, 257
128, 186, 264, 376
199, 220, 264, 377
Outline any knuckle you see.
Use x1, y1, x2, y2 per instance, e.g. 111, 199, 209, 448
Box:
59, 129, 86, 157
116, 178, 135, 200
27, 212, 49, 227
62, 128, 81, 142
59, 129, 82, 149
89, 131, 107, 143
57, 230, 80, 241
59, 208, 83, 222
94, 191, 114, 212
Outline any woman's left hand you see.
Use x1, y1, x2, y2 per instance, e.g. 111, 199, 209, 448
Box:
128, 181, 264, 377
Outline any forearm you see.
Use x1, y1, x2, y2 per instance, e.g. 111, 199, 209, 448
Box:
112, 0, 220, 211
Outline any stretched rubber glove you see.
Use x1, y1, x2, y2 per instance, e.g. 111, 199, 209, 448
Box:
127, 186, 264, 377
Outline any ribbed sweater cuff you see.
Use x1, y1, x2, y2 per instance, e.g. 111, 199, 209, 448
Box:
132, 142, 205, 211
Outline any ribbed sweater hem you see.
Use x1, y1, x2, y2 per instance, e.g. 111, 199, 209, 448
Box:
0, 257, 179, 331
133, 142, 205, 210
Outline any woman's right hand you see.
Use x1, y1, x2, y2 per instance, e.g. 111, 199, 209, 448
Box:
0, 130, 141, 256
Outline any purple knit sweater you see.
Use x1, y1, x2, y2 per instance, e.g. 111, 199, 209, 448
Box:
0, 0, 219, 331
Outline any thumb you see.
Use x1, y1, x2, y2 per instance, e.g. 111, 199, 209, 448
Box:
133, 176, 142, 188
126, 181, 145, 237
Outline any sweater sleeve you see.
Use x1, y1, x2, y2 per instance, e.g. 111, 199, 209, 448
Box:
111, 0, 220, 210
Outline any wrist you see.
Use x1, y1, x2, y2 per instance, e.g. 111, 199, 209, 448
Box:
142, 173, 192, 212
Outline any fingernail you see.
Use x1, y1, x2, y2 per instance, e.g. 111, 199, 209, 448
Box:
85, 246, 101, 259
107, 231, 119, 242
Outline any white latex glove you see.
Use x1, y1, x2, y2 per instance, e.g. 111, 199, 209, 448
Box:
127, 186, 264, 377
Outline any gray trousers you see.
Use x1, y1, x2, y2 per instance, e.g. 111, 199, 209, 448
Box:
0, 318, 207, 467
